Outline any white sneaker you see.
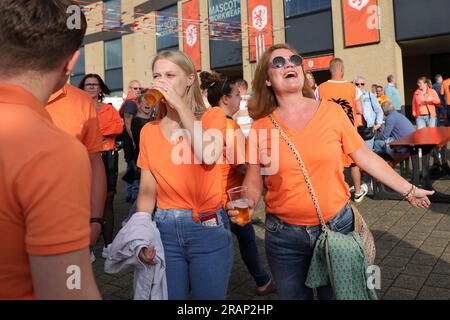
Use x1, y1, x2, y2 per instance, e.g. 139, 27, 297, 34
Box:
349, 185, 355, 193
90, 251, 96, 263
354, 184, 369, 203
102, 244, 111, 259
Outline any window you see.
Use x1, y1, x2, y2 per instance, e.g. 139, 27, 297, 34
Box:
103, 0, 121, 30
104, 39, 122, 70
72, 46, 85, 76
156, 5, 179, 50
284, 0, 331, 19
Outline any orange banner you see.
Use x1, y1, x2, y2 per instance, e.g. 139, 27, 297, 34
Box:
342, 0, 380, 47
303, 55, 334, 72
248, 0, 273, 62
182, 0, 201, 71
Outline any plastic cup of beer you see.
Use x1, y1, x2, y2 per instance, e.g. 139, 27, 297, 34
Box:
227, 186, 251, 226
144, 89, 163, 106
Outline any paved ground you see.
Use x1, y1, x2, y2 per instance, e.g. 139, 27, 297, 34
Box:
92, 152, 450, 300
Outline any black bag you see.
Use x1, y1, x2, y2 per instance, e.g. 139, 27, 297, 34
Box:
357, 126, 375, 140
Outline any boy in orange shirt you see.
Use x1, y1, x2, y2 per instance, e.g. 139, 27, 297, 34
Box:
315, 58, 367, 202
0, 0, 100, 299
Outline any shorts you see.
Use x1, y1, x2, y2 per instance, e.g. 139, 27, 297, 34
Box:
101, 150, 119, 193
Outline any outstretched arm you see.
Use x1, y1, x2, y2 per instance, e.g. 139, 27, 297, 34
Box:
350, 147, 434, 208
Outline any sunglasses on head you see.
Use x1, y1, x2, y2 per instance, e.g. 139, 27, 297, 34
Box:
270, 55, 303, 69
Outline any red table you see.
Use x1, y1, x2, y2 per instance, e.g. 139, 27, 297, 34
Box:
389, 127, 450, 202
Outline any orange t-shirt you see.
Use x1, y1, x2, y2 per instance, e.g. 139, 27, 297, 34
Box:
47, 84, 103, 153
412, 87, 441, 118
221, 117, 246, 205
316, 80, 363, 127
440, 78, 450, 105
247, 100, 365, 226
137, 107, 227, 219
0, 84, 92, 299
97, 103, 123, 151
377, 95, 390, 106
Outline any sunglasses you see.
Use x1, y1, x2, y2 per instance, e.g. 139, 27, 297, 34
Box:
355, 83, 365, 86
270, 55, 303, 69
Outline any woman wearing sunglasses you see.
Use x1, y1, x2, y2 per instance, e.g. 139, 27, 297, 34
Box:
227, 44, 434, 300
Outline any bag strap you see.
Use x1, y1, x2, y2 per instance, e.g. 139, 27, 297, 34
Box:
268, 114, 328, 234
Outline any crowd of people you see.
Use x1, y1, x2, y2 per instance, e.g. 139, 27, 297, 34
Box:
1, 0, 447, 300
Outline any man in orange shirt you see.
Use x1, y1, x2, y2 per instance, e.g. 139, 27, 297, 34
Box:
441, 77, 450, 126
47, 83, 107, 263
0, 0, 100, 299
315, 58, 367, 202
376, 85, 390, 106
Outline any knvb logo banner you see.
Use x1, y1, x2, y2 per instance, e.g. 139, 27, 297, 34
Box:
248, 0, 273, 62
342, 0, 380, 48
182, 0, 201, 71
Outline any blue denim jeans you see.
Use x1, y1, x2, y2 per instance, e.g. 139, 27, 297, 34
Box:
264, 204, 354, 300
364, 137, 375, 150
154, 208, 233, 300
230, 222, 271, 287
123, 163, 139, 199
416, 115, 437, 129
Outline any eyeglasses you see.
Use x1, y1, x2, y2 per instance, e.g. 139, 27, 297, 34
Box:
355, 83, 365, 86
270, 55, 303, 69
84, 83, 100, 88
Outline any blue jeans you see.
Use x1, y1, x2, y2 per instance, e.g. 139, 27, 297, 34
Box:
264, 204, 354, 300
416, 115, 437, 129
123, 163, 139, 199
154, 208, 233, 300
364, 137, 375, 150
230, 222, 271, 287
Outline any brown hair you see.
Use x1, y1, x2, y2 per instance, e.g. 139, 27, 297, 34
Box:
78, 74, 111, 102
152, 50, 206, 119
329, 58, 344, 74
381, 101, 395, 115
248, 43, 314, 120
199, 71, 236, 107
0, 0, 87, 75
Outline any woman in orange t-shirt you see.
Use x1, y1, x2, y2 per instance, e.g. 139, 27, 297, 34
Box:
80, 74, 123, 258
412, 76, 441, 129
135, 50, 232, 300
227, 44, 434, 300
200, 71, 275, 296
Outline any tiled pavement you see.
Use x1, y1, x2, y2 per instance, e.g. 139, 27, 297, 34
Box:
92, 155, 450, 300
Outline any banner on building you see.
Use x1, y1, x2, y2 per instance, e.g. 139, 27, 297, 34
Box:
248, 0, 273, 62
342, 0, 380, 47
182, 0, 201, 71
303, 54, 334, 71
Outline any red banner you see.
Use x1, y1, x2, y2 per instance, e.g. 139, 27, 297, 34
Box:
182, 0, 201, 71
303, 55, 334, 72
342, 0, 380, 47
248, 0, 273, 62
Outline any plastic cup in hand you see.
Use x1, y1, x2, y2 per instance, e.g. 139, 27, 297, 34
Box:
144, 89, 163, 106
227, 186, 251, 226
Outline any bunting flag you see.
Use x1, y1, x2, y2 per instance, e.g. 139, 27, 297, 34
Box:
248, 0, 273, 62
182, 0, 201, 70
342, 0, 380, 47
73, 0, 288, 44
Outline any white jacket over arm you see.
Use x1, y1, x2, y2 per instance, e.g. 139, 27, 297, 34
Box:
104, 212, 167, 300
